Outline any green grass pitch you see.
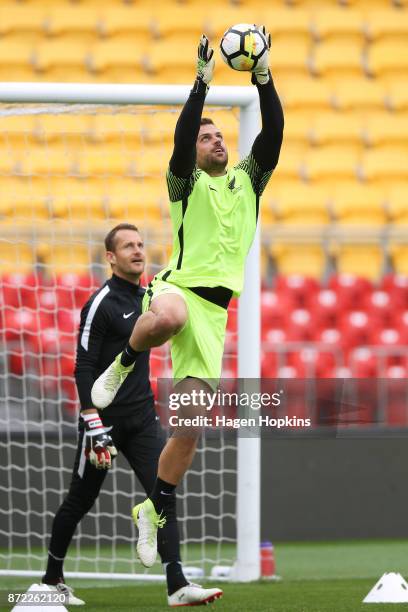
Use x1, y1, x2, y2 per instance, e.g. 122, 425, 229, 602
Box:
1, 540, 408, 611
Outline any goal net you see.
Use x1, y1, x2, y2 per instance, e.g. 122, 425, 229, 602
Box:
0, 84, 261, 581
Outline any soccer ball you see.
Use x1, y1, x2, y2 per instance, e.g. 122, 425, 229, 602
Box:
220, 24, 268, 71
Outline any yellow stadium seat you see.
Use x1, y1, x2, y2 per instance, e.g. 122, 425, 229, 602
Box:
99, 6, 155, 39
339, 0, 395, 7
367, 42, 408, 80
365, 113, 408, 149
271, 242, 326, 278
365, 9, 408, 42
271, 183, 330, 225
107, 182, 164, 224
135, 146, 173, 176
312, 41, 363, 79
0, 41, 35, 81
88, 40, 147, 82
33, 40, 90, 81
270, 144, 303, 181
50, 195, 106, 221
311, 9, 364, 42
143, 39, 199, 76
283, 111, 312, 145
389, 245, 408, 275
78, 150, 136, 177
0, 5, 46, 37
21, 147, 77, 176
45, 5, 99, 39
48, 176, 106, 201
0, 116, 37, 143
260, 204, 276, 227
211, 61, 258, 87
288, 0, 339, 6
333, 244, 383, 281
205, 7, 264, 39
142, 109, 178, 136
388, 81, 408, 112
91, 114, 147, 145
331, 78, 386, 111
303, 146, 359, 182
6, 199, 50, 222
41, 244, 90, 274
387, 185, 408, 225
270, 41, 309, 79
152, 5, 205, 38
263, 9, 311, 44
280, 78, 332, 111
1, 178, 51, 221
0, 152, 21, 175
332, 182, 387, 225
310, 112, 363, 148
0, 242, 34, 274
35, 115, 94, 143
361, 149, 408, 182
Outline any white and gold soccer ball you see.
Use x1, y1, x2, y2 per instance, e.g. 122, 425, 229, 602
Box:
220, 24, 268, 71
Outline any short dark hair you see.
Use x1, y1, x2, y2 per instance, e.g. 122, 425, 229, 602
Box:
200, 117, 214, 126
104, 223, 139, 252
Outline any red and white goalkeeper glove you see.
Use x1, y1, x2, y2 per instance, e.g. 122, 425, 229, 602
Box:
82, 412, 117, 470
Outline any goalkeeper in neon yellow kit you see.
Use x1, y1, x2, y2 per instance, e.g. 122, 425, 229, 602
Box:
91, 29, 283, 598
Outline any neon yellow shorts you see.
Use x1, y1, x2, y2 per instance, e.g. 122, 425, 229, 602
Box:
143, 278, 228, 386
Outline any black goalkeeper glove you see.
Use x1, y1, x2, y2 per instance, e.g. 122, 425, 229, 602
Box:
82, 412, 118, 470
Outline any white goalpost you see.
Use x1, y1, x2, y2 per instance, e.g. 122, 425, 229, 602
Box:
0, 82, 261, 582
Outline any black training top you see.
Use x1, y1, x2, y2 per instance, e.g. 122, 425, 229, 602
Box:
74, 273, 154, 417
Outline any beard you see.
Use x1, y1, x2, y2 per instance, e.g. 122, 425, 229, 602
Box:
199, 150, 228, 175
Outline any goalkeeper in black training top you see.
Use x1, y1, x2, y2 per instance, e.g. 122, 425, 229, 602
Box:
41, 223, 222, 607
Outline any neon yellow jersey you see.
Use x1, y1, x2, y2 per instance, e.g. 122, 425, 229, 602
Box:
159, 154, 272, 297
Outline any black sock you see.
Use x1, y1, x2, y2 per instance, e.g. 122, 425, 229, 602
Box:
42, 551, 65, 584
150, 477, 177, 515
120, 343, 139, 367
166, 561, 189, 596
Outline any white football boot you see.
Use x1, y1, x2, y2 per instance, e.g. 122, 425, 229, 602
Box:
168, 583, 223, 607
132, 498, 166, 568
43, 581, 85, 606
91, 353, 134, 409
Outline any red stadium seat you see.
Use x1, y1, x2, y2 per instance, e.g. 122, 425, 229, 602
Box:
349, 347, 378, 377
289, 347, 338, 378
395, 311, 408, 339
340, 311, 374, 350
1, 272, 32, 308
380, 274, 408, 310
57, 272, 97, 309
310, 289, 339, 329
261, 350, 279, 378
276, 365, 299, 379
3, 307, 39, 344
286, 308, 316, 341
363, 290, 394, 328
371, 328, 407, 366
261, 290, 290, 335
328, 274, 373, 310
317, 328, 342, 347
332, 366, 352, 378
57, 308, 81, 333
275, 274, 319, 308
